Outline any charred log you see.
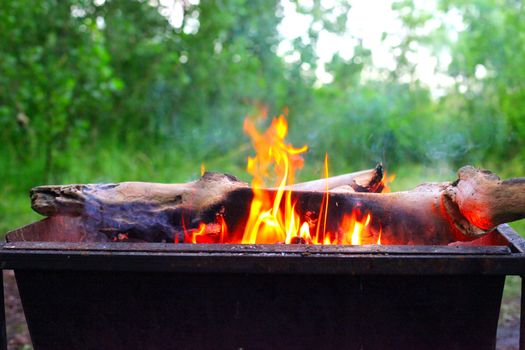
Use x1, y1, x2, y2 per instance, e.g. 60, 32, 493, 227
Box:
29, 166, 525, 245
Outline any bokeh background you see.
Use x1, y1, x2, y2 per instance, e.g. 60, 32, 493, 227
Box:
0, 1, 524, 348
1, 0, 525, 232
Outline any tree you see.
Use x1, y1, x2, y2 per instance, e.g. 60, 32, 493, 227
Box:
0, 0, 118, 181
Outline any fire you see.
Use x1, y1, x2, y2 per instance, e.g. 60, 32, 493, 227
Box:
241, 114, 308, 244
381, 172, 396, 193
182, 111, 389, 245
239, 112, 381, 245
340, 211, 372, 245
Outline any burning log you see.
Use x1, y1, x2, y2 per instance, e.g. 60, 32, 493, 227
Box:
283, 164, 384, 192
443, 166, 525, 233
29, 166, 525, 245
30, 168, 384, 243
31, 167, 384, 217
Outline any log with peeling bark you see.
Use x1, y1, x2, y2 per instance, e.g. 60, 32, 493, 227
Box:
30, 168, 383, 243
281, 164, 384, 193
29, 166, 525, 245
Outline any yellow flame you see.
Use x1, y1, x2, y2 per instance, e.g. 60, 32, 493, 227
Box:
351, 222, 362, 245
314, 153, 330, 244
340, 212, 373, 245
241, 114, 308, 244
181, 111, 388, 246
381, 171, 396, 193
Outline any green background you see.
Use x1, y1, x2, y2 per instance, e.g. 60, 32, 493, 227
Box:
1, 0, 525, 235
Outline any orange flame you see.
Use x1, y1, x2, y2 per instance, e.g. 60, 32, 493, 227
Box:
241, 114, 309, 244
381, 171, 396, 193
180, 111, 388, 245
339, 211, 373, 245
313, 153, 330, 244
239, 112, 383, 245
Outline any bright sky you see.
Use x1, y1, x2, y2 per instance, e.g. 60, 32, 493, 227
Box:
278, 0, 400, 77
155, 0, 465, 97
277, 0, 464, 96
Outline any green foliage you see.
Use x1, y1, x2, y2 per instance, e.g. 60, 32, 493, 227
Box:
392, 0, 525, 163
0, 0, 119, 185
447, 0, 525, 158
1, 0, 525, 234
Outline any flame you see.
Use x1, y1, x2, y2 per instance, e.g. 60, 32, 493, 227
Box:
339, 211, 373, 245
241, 114, 309, 244
381, 171, 396, 193
192, 223, 207, 244
239, 113, 383, 245
179, 111, 388, 245
314, 153, 330, 244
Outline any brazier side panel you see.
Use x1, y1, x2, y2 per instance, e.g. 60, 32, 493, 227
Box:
15, 271, 503, 350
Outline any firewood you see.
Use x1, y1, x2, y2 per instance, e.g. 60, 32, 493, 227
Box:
31, 172, 247, 217
28, 166, 525, 245
30, 172, 247, 243
443, 166, 525, 232
31, 167, 384, 217
329, 185, 357, 193
285, 164, 384, 192
30, 168, 384, 243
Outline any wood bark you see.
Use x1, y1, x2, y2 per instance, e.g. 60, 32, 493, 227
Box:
29, 166, 525, 245
283, 164, 384, 192
31, 167, 384, 217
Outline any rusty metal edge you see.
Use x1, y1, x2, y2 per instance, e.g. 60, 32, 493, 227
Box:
0, 250, 524, 275
498, 224, 525, 253
0, 222, 524, 274
0, 241, 512, 255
